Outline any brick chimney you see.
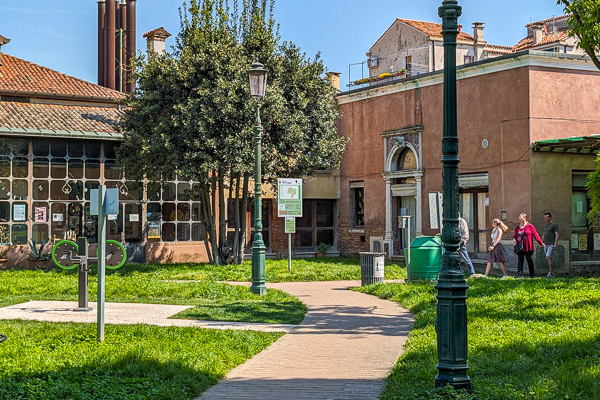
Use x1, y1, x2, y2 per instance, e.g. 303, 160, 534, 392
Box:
472, 22, 486, 61
143, 27, 171, 55
326, 72, 341, 92
0, 35, 10, 66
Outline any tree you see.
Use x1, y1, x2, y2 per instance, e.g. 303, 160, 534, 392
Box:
558, 0, 600, 70
117, 0, 347, 264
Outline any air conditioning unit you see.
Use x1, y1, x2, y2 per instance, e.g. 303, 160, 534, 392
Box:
370, 236, 384, 253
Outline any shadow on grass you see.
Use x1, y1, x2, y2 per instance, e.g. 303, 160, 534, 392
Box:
172, 301, 306, 325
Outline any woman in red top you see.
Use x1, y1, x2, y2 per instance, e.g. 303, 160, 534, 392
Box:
513, 213, 544, 277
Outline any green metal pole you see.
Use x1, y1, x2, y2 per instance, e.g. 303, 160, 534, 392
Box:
435, 0, 471, 391
250, 103, 267, 295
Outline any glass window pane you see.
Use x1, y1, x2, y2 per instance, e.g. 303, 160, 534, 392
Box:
107, 208, 123, 241
0, 157, 10, 177
192, 184, 202, 201
177, 203, 190, 221
33, 158, 49, 178
85, 181, 100, 200
177, 183, 191, 200
297, 200, 313, 228
12, 157, 28, 178
84, 204, 97, 243
162, 202, 176, 221
0, 180, 9, 200
11, 139, 29, 156
295, 230, 313, 247
147, 182, 161, 201
13, 180, 28, 200
162, 223, 176, 241
162, 182, 176, 201
120, 181, 143, 201
0, 202, 9, 222
317, 230, 334, 246
12, 202, 27, 222
33, 202, 49, 223
124, 203, 142, 242
316, 201, 334, 227
68, 181, 84, 201
68, 141, 84, 158
0, 223, 9, 243
51, 181, 70, 200
192, 202, 202, 221
177, 223, 190, 241
33, 180, 49, 200
0, 139, 10, 156
68, 159, 84, 179
51, 158, 67, 178
85, 160, 100, 179
11, 224, 28, 245
192, 223, 205, 241
33, 139, 50, 156
147, 203, 161, 242
85, 141, 101, 159
104, 142, 118, 159
50, 203, 67, 241
51, 140, 67, 157
104, 160, 122, 180
32, 224, 49, 243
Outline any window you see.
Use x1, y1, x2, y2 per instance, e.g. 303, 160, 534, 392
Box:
405, 56, 412, 74
349, 182, 364, 229
571, 172, 594, 260
295, 200, 335, 248
464, 55, 474, 64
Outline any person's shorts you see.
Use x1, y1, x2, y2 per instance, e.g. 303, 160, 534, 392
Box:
544, 245, 554, 257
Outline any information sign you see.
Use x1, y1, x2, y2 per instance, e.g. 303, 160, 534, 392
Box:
284, 217, 296, 234
278, 178, 302, 217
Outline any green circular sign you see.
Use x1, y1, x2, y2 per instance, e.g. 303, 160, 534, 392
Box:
51, 240, 79, 270
97, 240, 127, 270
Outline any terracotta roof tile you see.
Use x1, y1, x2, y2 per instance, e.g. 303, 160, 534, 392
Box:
142, 27, 172, 40
525, 14, 571, 28
0, 101, 123, 133
396, 18, 475, 41
512, 30, 571, 51
483, 44, 513, 55
0, 53, 125, 101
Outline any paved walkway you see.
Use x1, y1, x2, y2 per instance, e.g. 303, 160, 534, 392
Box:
198, 281, 413, 400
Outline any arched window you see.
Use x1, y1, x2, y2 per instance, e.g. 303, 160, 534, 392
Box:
396, 148, 417, 171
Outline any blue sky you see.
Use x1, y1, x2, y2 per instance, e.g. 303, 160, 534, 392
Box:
0, 0, 565, 90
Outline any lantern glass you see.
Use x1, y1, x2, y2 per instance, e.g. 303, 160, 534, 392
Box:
248, 62, 268, 98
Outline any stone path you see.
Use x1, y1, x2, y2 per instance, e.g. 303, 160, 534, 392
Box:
198, 281, 414, 400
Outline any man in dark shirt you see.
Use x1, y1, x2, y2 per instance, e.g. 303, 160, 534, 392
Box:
543, 212, 559, 277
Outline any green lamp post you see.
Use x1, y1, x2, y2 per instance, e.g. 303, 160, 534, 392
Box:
248, 61, 268, 296
435, 0, 471, 391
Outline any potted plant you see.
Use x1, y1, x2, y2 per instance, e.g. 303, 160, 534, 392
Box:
316, 242, 329, 258
24, 239, 51, 270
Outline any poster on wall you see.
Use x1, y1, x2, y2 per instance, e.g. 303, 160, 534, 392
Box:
579, 234, 588, 251
13, 204, 26, 222
593, 233, 600, 251
429, 192, 443, 230
34, 207, 47, 223
148, 222, 160, 240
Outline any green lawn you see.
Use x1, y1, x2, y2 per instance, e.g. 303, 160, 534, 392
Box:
358, 276, 600, 399
0, 320, 281, 400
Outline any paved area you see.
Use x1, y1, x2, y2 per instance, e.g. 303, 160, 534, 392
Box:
198, 281, 414, 400
0, 301, 295, 332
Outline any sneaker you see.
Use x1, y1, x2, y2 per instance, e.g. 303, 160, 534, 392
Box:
545, 272, 554, 278
501, 275, 509, 279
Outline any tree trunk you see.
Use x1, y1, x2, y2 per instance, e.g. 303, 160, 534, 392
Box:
232, 172, 241, 263
198, 188, 214, 265
237, 172, 250, 263
218, 169, 227, 262
204, 188, 220, 265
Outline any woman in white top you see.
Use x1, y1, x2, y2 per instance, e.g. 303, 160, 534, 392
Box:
485, 218, 509, 278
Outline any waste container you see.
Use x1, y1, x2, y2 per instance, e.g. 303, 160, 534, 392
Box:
360, 252, 385, 286
408, 236, 442, 281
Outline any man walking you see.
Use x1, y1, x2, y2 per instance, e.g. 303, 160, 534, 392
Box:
458, 215, 476, 276
543, 212, 559, 277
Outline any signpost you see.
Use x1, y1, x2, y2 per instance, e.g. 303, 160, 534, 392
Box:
284, 217, 295, 272
278, 179, 302, 272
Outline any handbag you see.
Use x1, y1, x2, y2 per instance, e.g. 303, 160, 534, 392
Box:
514, 241, 523, 254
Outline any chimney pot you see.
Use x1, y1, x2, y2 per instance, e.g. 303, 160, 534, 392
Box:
472, 22, 485, 43
143, 27, 171, 55
326, 72, 341, 92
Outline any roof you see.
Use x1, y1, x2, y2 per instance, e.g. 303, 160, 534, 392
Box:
143, 27, 172, 40
532, 135, 600, 154
0, 53, 125, 101
525, 14, 571, 28
483, 44, 513, 55
396, 18, 475, 41
0, 101, 124, 139
512, 30, 571, 51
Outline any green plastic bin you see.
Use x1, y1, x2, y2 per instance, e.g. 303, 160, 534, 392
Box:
407, 236, 442, 281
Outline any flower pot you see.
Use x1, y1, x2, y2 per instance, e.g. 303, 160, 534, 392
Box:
26, 259, 49, 270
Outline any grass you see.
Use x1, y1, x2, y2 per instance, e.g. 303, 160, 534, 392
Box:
0, 320, 281, 400
358, 276, 600, 399
122, 257, 407, 282
0, 265, 305, 325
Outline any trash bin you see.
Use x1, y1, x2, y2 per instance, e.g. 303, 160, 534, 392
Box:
408, 236, 442, 281
360, 252, 385, 286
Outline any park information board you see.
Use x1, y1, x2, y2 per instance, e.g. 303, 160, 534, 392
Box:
277, 178, 302, 217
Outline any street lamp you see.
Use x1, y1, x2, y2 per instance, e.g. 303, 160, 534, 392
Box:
435, 0, 471, 391
248, 61, 268, 295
